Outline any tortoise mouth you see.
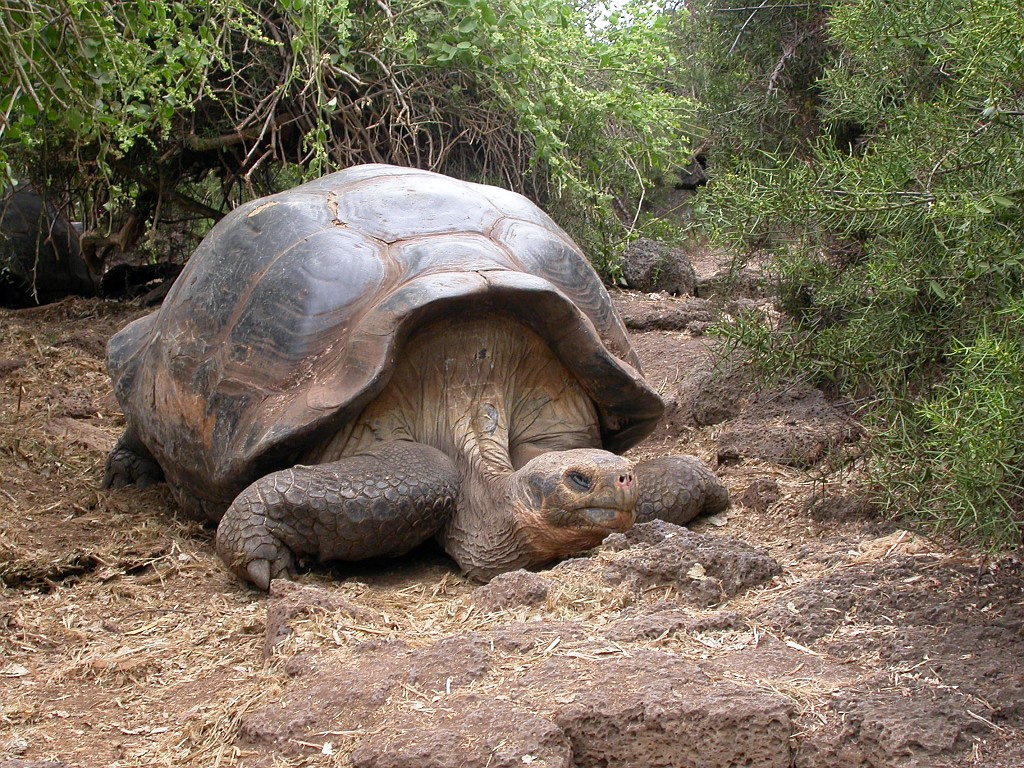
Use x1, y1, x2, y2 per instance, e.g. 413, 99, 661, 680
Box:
522, 503, 635, 563
577, 505, 636, 531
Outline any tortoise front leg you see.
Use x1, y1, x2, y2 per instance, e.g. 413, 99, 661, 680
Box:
634, 455, 730, 526
215, 441, 459, 590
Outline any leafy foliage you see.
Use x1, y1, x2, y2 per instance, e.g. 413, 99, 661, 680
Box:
696, 0, 1024, 544
669, 0, 831, 158
879, 319, 1024, 546
0, 0, 691, 271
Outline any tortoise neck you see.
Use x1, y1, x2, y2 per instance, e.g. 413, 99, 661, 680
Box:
439, 467, 536, 579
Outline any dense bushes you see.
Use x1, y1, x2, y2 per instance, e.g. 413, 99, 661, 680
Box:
0, 0, 691, 271
687, 0, 1024, 544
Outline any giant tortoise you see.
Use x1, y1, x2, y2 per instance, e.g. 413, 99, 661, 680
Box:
104, 164, 728, 589
1, 184, 97, 307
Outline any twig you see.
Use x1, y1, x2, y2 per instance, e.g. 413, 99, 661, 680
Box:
730, 0, 773, 55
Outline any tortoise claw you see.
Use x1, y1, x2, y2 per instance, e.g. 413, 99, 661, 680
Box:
246, 559, 272, 591
217, 534, 297, 591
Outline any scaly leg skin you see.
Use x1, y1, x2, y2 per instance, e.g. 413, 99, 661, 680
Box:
103, 430, 164, 489
634, 455, 730, 526
215, 441, 460, 590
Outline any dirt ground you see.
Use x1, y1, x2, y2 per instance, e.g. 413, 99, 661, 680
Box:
2, 291, 1024, 768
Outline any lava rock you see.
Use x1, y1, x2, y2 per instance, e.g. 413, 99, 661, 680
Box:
621, 238, 696, 296
600, 521, 782, 607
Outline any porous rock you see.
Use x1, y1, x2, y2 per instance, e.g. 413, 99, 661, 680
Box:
350, 695, 572, 768
740, 477, 782, 512
241, 630, 497, 749
717, 383, 862, 467
796, 683, 985, 768
675, 156, 708, 191
696, 263, 772, 300
606, 603, 690, 642
403, 632, 493, 690
805, 492, 877, 523
0, 358, 27, 379
682, 365, 752, 427
487, 621, 587, 654
687, 609, 746, 634
758, 567, 865, 644
469, 569, 551, 612
615, 295, 715, 332
517, 649, 794, 768
599, 520, 781, 606
621, 238, 696, 296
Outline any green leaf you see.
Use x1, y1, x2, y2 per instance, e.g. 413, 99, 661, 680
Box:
478, 2, 497, 25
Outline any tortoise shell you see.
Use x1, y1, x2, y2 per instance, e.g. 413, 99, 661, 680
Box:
108, 165, 664, 508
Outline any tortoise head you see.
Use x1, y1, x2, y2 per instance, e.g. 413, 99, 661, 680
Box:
443, 449, 638, 581
511, 449, 637, 560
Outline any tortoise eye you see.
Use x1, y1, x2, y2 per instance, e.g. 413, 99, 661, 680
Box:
566, 470, 592, 491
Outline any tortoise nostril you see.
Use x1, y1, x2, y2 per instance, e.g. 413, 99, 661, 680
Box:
617, 473, 634, 488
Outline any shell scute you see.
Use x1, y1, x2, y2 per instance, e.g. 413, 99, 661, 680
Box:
331, 171, 504, 244
227, 228, 386, 376
490, 218, 636, 366
389, 233, 517, 278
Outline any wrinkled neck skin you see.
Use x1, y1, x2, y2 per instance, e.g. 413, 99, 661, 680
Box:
320, 316, 602, 578
443, 450, 536, 580
437, 381, 552, 580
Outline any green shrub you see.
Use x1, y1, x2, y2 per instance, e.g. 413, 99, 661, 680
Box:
0, 0, 693, 272
880, 319, 1024, 546
697, 0, 1024, 544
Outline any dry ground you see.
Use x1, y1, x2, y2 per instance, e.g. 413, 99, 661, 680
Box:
1, 297, 1023, 767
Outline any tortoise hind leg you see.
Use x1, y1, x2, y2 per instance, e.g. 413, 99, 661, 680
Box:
634, 455, 730, 526
103, 430, 164, 489
215, 441, 460, 590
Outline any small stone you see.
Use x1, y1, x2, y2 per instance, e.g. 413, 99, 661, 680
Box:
739, 478, 781, 512
621, 238, 697, 296
470, 570, 551, 612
